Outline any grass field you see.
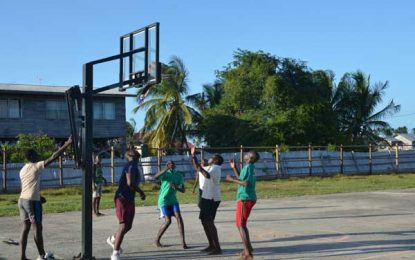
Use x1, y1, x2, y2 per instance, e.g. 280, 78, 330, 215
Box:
1, 173, 415, 217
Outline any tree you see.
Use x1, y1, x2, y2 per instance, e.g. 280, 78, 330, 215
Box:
9, 133, 56, 162
332, 71, 400, 144
134, 56, 198, 150
186, 81, 223, 112
394, 126, 408, 134
125, 118, 136, 147
200, 50, 337, 146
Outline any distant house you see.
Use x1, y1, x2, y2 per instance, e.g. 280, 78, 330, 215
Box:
394, 133, 415, 150
383, 136, 404, 147
0, 83, 133, 144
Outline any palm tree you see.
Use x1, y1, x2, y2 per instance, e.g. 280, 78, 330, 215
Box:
332, 71, 400, 144
133, 56, 198, 150
186, 81, 223, 111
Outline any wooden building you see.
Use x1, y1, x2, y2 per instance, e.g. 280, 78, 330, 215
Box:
0, 83, 132, 144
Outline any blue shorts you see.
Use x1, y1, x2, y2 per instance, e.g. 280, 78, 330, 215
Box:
160, 203, 180, 218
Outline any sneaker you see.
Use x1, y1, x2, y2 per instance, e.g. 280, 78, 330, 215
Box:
107, 235, 122, 254
36, 252, 55, 260
111, 251, 121, 260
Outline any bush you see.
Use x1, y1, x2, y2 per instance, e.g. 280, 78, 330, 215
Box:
7, 133, 56, 163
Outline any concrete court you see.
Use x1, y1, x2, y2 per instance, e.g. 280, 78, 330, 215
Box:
1, 189, 415, 260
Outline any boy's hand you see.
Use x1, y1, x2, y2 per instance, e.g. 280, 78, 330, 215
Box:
139, 191, 146, 200
229, 159, 236, 169
170, 183, 176, 190
190, 146, 196, 156
66, 136, 73, 144
226, 174, 234, 182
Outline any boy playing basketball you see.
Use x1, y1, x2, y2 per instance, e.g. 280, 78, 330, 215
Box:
154, 160, 188, 249
226, 150, 260, 260
18, 136, 72, 260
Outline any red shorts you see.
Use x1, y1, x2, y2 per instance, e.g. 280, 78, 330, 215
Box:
236, 200, 256, 227
115, 197, 135, 226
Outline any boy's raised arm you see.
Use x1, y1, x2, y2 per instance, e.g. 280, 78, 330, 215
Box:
44, 136, 72, 167
154, 167, 168, 180
229, 159, 241, 179
190, 147, 210, 179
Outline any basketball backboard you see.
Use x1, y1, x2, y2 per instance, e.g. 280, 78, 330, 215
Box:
119, 22, 160, 94
65, 85, 82, 167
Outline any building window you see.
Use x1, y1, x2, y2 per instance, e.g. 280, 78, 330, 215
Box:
46, 100, 67, 120
94, 102, 115, 120
0, 99, 21, 118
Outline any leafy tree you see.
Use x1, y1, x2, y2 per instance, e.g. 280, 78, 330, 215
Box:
186, 81, 223, 112
332, 71, 400, 144
394, 126, 408, 134
134, 56, 198, 150
200, 50, 337, 146
9, 133, 56, 162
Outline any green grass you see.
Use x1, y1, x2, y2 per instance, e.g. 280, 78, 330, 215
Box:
1, 173, 415, 217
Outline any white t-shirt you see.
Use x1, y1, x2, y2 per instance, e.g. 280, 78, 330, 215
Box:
200, 164, 222, 201
19, 161, 45, 201
198, 171, 206, 190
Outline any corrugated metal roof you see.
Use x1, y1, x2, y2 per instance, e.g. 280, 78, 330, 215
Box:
0, 83, 136, 97
395, 133, 415, 142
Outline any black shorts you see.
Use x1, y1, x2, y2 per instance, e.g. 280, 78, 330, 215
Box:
199, 198, 220, 221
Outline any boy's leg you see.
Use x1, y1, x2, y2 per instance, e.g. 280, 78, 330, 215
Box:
238, 226, 253, 257
174, 208, 189, 249
114, 222, 132, 250
204, 200, 221, 254
32, 223, 46, 257
200, 220, 214, 252
154, 216, 171, 247
96, 197, 101, 214
112, 197, 134, 252
236, 200, 255, 257
199, 199, 214, 251
20, 220, 31, 260
31, 200, 46, 258
210, 201, 221, 253
93, 197, 97, 215
96, 185, 102, 214
207, 220, 222, 255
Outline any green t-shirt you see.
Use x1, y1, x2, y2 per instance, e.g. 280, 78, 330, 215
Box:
157, 169, 184, 208
94, 164, 105, 184
236, 163, 257, 201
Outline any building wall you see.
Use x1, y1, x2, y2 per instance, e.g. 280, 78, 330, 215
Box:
0, 93, 126, 140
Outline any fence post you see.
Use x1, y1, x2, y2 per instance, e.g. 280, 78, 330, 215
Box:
110, 146, 115, 185
201, 146, 205, 162
275, 145, 280, 177
157, 148, 161, 172
2, 147, 7, 193
340, 144, 344, 174
240, 145, 244, 169
368, 143, 372, 175
395, 144, 399, 172
308, 144, 312, 176
58, 155, 64, 187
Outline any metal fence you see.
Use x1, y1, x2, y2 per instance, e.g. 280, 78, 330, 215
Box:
2, 144, 415, 192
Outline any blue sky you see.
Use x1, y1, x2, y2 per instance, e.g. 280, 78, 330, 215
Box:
1, 0, 414, 131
